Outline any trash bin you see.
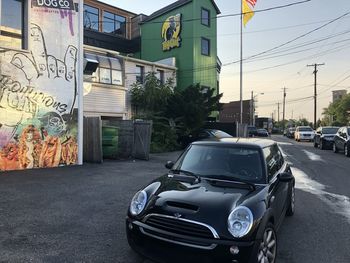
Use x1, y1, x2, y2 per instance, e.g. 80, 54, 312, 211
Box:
102, 126, 119, 159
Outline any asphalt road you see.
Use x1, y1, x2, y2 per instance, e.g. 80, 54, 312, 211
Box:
0, 136, 349, 263
273, 135, 350, 263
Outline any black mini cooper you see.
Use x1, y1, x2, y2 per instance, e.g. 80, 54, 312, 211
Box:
126, 138, 295, 263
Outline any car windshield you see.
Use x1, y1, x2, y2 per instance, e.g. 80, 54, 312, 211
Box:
299, 127, 313, 132
174, 145, 264, 183
322, 127, 339, 134
258, 129, 267, 132
348, 128, 350, 134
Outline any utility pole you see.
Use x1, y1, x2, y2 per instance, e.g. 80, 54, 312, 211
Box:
277, 102, 280, 123
282, 87, 286, 131
250, 91, 254, 126
307, 63, 325, 129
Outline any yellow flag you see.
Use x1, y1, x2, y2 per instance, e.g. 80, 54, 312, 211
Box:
242, 0, 255, 26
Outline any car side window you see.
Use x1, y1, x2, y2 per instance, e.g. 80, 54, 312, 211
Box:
263, 145, 282, 181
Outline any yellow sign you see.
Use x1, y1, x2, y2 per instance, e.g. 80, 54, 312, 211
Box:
161, 14, 182, 51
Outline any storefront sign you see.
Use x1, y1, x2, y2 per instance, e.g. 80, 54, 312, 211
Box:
161, 14, 182, 51
32, 0, 75, 10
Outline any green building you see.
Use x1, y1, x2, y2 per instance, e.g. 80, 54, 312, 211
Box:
140, 0, 221, 94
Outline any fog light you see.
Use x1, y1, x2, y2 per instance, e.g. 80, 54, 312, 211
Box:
230, 245, 239, 255
128, 223, 133, 230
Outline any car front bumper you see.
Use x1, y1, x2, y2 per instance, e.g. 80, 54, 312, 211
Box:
126, 217, 260, 263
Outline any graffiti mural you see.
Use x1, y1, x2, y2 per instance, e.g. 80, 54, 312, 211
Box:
0, 1, 80, 171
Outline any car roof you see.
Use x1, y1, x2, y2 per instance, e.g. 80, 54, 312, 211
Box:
192, 137, 276, 148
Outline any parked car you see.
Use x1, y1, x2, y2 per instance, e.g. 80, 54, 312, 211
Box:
294, 126, 315, 142
313, 126, 339, 150
286, 127, 296, 139
126, 138, 295, 263
178, 129, 233, 148
257, 128, 269, 137
333, 126, 350, 157
247, 126, 258, 137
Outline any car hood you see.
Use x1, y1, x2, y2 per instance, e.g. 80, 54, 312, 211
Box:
142, 174, 265, 238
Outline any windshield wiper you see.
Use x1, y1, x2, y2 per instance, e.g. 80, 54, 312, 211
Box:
170, 169, 201, 183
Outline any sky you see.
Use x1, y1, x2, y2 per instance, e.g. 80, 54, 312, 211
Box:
100, 0, 350, 122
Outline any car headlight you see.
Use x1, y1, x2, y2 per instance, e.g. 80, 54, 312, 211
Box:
228, 206, 253, 238
129, 190, 148, 216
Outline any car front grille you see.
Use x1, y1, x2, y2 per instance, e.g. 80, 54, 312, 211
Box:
140, 214, 219, 249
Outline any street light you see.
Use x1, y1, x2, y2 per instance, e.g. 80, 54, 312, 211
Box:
251, 91, 264, 126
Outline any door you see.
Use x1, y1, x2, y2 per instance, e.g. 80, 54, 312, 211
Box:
334, 128, 342, 150
264, 145, 289, 224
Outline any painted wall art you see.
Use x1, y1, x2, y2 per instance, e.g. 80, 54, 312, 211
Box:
0, 1, 81, 171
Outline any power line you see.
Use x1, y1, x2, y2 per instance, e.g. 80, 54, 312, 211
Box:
223, 10, 350, 67
84, 0, 312, 26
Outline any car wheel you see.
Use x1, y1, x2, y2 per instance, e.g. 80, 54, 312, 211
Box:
320, 140, 325, 150
286, 185, 295, 216
333, 143, 338, 153
345, 145, 350, 157
257, 223, 277, 263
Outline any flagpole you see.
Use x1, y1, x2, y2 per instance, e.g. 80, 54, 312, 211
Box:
240, 0, 243, 125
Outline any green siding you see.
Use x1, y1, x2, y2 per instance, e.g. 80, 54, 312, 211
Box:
140, 0, 218, 92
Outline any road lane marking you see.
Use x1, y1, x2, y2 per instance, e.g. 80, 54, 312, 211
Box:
302, 150, 324, 162
292, 167, 350, 223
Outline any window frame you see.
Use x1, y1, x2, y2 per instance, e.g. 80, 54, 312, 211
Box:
136, 65, 145, 84
157, 69, 165, 85
102, 11, 126, 37
83, 4, 100, 31
201, 7, 210, 27
0, 0, 27, 50
201, 37, 210, 56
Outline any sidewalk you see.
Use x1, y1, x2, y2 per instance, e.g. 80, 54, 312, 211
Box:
0, 151, 181, 263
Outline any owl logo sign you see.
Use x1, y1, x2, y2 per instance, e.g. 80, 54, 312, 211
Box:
161, 14, 182, 51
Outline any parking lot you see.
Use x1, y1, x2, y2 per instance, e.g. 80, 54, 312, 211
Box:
0, 136, 349, 263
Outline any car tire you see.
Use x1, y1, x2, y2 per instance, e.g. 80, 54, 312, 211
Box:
257, 223, 277, 263
345, 145, 350, 157
333, 143, 338, 153
286, 185, 295, 217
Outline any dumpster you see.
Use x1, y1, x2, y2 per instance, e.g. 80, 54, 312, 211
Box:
102, 126, 119, 159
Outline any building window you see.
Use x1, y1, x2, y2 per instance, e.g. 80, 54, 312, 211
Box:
83, 4, 99, 31
83, 53, 123, 86
136, 65, 144, 84
201, 37, 210, 56
157, 69, 165, 85
0, 0, 24, 49
201, 8, 210, 27
103, 11, 126, 37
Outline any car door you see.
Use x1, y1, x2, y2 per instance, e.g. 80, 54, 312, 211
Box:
315, 128, 321, 144
263, 145, 289, 225
341, 129, 349, 150
334, 128, 342, 150
338, 128, 346, 150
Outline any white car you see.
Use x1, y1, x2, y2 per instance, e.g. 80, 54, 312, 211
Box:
295, 126, 315, 142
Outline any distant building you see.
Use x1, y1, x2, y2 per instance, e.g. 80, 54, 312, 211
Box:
332, 90, 347, 103
219, 100, 251, 124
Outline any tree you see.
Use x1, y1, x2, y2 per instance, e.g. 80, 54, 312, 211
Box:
165, 84, 223, 138
130, 72, 173, 117
322, 94, 350, 126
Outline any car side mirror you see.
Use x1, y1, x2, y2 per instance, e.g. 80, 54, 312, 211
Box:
165, 161, 174, 169
278, 172, 293, 182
